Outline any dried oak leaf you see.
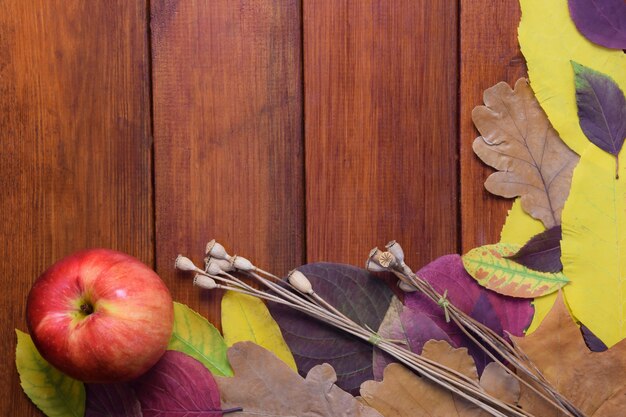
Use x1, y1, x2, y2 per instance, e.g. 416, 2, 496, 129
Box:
472, 78, 579, 228
361, 340, 519, 417
512, 293, 626, 416
216, 342, 383, 417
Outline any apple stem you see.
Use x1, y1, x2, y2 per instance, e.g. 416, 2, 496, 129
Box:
222, 407, 243, 414
80, 303, 94, 315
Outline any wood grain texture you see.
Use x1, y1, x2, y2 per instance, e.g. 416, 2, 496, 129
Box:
0, 1, 152, 415
151, 0, 304, 325
459, 0, 526, 252
304, 0, 459, 269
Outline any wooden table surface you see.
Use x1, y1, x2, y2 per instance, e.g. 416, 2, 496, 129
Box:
0, 1, 523, 415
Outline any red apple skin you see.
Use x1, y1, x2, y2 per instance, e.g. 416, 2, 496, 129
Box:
26, 249, 174, 382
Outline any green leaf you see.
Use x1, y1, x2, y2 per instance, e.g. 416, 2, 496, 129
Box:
15, 329, 85, 417
221, 291, 297, 371
462, 243, 569, 298
167, 302, 233, 376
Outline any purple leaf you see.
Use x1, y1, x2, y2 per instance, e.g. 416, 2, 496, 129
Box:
373, 297, 452, 380
568, 0, 626, 50
573, 62, 626, 159
269, 263, 394, 395
85, 383, 141, 417
403, 255, 534, 373
132, 350, 230, 417
507, 226, 563, 273
581, 324, 608, 352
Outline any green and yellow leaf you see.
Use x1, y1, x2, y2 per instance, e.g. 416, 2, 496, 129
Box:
499, 199, 556, 334
221, 291, 297, 371
518, 0, 626, 155
167, 302, 233, 376
462, 243, 569, 298
561, 147, 626, 347
15, 329, 85, 417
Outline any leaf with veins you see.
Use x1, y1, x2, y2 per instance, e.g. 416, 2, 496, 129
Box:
472, 78, 579, 228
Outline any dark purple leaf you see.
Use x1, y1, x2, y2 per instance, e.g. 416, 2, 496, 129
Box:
269, 263, 394, 395
403, 255, 534, 373
573, 62, 626, 159
581, 324, 608, 352
507, 226, 563, 273
132, 350, 228, 417
373, 297, 452, 380
85, 383, 141, 417
568, 0, 626, 50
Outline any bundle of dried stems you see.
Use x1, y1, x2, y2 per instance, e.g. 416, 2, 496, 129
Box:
175, 240, 586, 417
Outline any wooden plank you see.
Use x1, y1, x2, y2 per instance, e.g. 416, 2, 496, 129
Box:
151, 0, 304, 325
459, 0, 526, 252
0, 1, 152, 415
304, 0, 459, 269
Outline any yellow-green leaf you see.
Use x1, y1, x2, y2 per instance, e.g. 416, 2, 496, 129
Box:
462, 243, 569, 298
221, 291, 297, 371
15, 329, 85, 417
167, 302, 233, 376
499, 199, 556, 334
561, 146, 626, 347
518, 0, 626, 155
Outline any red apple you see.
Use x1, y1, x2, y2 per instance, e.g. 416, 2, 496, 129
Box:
26, 248, 174, 382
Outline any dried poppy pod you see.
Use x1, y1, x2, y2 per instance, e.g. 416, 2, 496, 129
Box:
378, 251, 397, 268
288, 269, 314, 295
194, 274, 218, 290
385, 240, 405, 264
205, 239, 231, 260
232, 255, 255, 272
175, 255, 200, 272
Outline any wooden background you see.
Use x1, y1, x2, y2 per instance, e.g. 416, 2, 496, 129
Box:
0, 0, 525, 414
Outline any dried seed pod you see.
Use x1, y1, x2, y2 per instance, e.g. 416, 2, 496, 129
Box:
398, 280, 418, 292
175, 255, 199, 272
365, 258, 387, 272
206, 259, 224, 276
193, 274, 218, 290
205, 240, 231, 260
378, 251, 397, 268
288, 269, 314, 294
232, 255, 254, 272
385, 240, 405, 264
213, 258, 234, 272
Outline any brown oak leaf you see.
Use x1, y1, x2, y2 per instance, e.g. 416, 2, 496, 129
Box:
512, 293, 626, 416
216, 341, 383, 417
360, 340, 519, 417
472, 79, 579, 228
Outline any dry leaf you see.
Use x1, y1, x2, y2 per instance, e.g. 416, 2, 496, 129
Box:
472, 79, 579, 228
479, 363, 520, 407
512, 293, 626, 416
361, 340, 519, 417
216, 342, 382, 417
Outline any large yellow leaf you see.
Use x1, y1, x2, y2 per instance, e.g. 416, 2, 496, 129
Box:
221, 291, 297, 371
15, 330, 85, 417
561, 146, 626, 347
167, 302, 233, 376
499, 199, 544, 245
518, 0, 626, 155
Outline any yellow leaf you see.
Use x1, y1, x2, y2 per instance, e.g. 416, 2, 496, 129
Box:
499, 199, 544, 245
561, 146, 626, 347
15, 329, 85, 417
167, 302, 233, 376
518, 0, 626, 155
221, 291, 297, 371
498, 199, 555, 334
